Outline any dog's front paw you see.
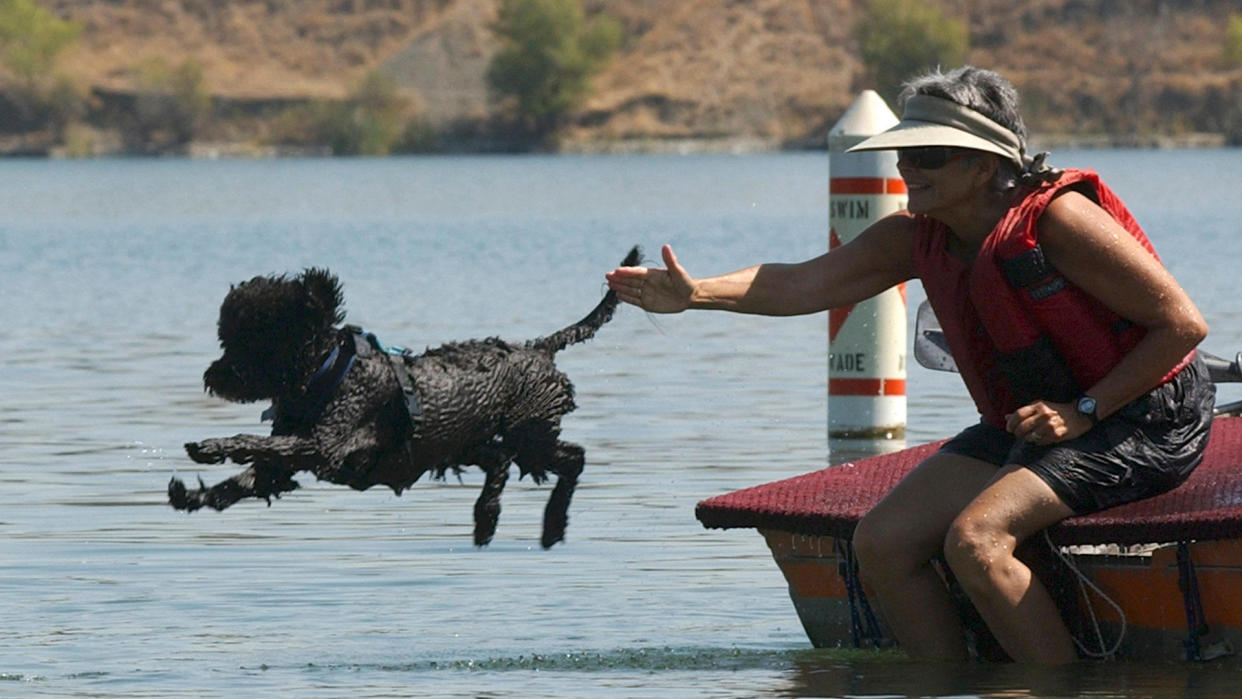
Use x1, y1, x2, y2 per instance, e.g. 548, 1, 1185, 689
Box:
185, 440, 227, 464
168, 476, 206, 511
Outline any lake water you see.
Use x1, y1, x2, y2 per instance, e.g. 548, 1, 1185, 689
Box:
2, 151, 1240, 697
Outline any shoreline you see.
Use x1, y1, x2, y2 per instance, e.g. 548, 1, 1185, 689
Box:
1, 131, 1232, 159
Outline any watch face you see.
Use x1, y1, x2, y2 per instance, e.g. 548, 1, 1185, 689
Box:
1078, 396, 1097, 415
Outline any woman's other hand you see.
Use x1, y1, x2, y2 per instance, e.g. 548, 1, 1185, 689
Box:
1005, 400, 1093, 445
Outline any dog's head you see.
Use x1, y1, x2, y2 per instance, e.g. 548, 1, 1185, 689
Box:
203, 268, 345, 402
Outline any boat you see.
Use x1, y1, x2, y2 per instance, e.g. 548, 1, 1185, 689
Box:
695, 343, 1242, 662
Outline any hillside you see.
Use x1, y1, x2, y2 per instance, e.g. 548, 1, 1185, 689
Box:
33, 0, 1242, 148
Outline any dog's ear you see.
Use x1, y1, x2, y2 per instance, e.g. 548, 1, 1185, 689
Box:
300, 268, 345, 329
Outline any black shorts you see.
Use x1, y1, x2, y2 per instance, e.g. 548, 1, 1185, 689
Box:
939, 355, 1216, 515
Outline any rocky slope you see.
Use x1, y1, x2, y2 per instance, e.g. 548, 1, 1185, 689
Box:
39, 0, 1242, 147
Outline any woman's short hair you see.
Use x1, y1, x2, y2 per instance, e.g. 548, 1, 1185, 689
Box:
900, 66, 1028, 191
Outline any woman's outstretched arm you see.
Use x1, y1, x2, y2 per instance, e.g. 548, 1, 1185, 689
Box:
605, 213, 918, 317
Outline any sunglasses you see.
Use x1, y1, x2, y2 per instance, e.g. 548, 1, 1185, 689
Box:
897, 147, 974, 169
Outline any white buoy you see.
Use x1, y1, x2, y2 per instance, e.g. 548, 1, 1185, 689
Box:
826, 91, 908, 439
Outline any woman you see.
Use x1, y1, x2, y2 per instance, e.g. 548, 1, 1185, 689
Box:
604, 66, 1214, 664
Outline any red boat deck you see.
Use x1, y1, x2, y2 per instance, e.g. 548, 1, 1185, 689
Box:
695, 417, 1242, 659
697, 416, 1242, 547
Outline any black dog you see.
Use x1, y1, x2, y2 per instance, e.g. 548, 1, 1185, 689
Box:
169, 247, 639, 548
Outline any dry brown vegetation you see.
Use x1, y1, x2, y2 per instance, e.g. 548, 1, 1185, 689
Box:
46, 0, 456, 98
31, 0, 1242, 148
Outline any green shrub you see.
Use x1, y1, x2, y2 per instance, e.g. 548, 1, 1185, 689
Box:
126, 57, 211, 150
486, 0, 622, 141
59, 122, 101, 157
1226, 14, 1242, 67
0, 0, 82, 135
856, 0, 968, 103
394, 115, 441, 153
0, 0, 79, 86
40, 73, 85, 135
312, 71, 416, 156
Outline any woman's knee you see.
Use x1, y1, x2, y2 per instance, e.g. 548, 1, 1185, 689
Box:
942, 515, 1013, 587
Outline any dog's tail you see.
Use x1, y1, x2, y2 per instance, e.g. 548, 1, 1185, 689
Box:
529, 245, 641, 355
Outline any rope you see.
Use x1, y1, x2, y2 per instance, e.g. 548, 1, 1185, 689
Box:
1177, 541, 1208, 661
1043, 531, 1127, 659
834, 538, 887, 649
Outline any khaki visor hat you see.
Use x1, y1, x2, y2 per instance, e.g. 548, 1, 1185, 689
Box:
847, 94, 1026, 170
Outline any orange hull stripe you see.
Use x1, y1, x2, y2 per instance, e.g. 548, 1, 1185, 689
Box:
764, 533, 1242, 632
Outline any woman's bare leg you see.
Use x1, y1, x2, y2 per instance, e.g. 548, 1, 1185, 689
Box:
944, 465, 1078, 664
852, 452, 1001, 660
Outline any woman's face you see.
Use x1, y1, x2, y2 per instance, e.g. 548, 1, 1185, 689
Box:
897, 148, 991, 218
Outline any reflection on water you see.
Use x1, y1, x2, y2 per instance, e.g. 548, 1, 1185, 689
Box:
1, 152, 1240, 696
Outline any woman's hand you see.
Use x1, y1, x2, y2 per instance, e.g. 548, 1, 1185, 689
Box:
1006, 400, 1093, 445
605, 244, 696, 313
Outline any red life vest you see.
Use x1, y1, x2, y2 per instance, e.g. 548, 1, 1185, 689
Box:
913, 168, 1193, 427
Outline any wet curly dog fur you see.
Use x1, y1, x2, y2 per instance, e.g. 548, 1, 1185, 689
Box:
169, 247, 639, 548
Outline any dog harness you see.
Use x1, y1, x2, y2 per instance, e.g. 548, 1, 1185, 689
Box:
262, 325, 422, 434
346, 325, 424, 431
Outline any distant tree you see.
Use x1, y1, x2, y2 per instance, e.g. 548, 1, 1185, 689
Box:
39, 73, 86, 136
0, 0, 79, 86
0, 0, 82, 133
856, 0, 968, 104
127, 57, 211, 150
486, 0, 622, 142
1223, 17, 1242, 145
1227, 14, 1242, 67
313, 71, 416, 155
393, 114, 441, 153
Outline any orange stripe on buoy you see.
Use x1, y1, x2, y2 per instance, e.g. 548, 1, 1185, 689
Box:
829, 177, 907, 195
828, 378, 907, 396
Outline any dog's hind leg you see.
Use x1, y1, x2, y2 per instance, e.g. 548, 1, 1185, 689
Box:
466, 444, 511, 547
528, 441, 585, 549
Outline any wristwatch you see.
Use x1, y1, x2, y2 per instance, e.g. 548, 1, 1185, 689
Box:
1076, 395, 1099, 424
